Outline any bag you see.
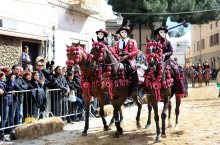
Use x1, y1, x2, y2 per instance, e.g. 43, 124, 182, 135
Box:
68, 90, 76, 102
25, 115, 37, 123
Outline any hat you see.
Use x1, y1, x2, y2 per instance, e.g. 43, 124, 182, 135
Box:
96, 29, 108, 37
36, 56, 45, 63
153, 27, 168, 35
116, 26, 130, 34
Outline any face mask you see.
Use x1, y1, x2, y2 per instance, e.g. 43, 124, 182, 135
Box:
120, 30, 127, 38
97, 32, 104, 39
158, 30, 166, 38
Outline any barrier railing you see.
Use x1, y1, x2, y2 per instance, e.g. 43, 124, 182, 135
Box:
0, 88, 99, 132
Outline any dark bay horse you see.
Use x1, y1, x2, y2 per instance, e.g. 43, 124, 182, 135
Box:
197, 68, 203, 87
204, 68, 211, 86
143, 41, 186, 141
66, 43, 123, 136
189, 68, 197, 88
89, 41, 142, 137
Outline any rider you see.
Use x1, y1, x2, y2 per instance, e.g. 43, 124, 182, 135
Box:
203, 62, 210, 69
191, 63, 197, 71
96, 29, 110, 47
112, 26, 138, 93
154, 26, 188, 97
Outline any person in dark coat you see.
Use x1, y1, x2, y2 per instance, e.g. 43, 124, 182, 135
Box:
48, 66, 70, 117
0, 71, 14, 141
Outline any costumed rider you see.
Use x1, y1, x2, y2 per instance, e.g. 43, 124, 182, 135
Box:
112, 26, 138, 93
154, 27, 188, 98
96, 29, 111, 48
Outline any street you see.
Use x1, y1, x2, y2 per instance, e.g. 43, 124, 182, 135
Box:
13, 80, 220, 145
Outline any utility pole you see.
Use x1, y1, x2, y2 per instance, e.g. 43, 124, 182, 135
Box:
199, 25, 202, 64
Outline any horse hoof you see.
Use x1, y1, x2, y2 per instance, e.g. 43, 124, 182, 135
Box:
114, 132, 120, 138
104, 126, 111, 131
155, 135, 161, 142
161, 133, 167, 138
136, 122, 141, 129
175, 124, 179, 130
81, 131, 87, 136
145, 124, 151, 129
168, 123, 172, 128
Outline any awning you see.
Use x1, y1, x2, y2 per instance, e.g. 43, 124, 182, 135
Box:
0, 28, 47, 41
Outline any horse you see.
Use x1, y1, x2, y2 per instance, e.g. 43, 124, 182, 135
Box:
89, 41, 142, 137
189, 68, 197, 88
66, 43, 123, 136
204, 68, 211, 86
197, 67, 203, 87
144, 40, 187, 141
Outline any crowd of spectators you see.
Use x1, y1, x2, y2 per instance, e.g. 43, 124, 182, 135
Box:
0, 56, 84, 141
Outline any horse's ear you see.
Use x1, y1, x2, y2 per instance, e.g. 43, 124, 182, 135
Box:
146, 36, 150, 42
92, 38, 94, 43
66, 44, 69, 48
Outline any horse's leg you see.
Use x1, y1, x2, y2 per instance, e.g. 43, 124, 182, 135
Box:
145, 98, 152, 129
175, 97, 181, 130
152, 103, 161, 141
131, 94, 142, 128
167, 100, 172, 127
113, 105, 123, 137
82, 100, 90, 136
98, 99, 110, 131
119, 107, 123, 122
161, 96, 170, 137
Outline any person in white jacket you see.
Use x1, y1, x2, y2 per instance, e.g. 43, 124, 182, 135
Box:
216, 70, 220, 97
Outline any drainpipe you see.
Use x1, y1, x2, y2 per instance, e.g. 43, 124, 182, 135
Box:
52, 26, 55, 62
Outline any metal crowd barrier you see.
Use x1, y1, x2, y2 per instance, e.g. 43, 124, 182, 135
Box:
0, 88, 99, 132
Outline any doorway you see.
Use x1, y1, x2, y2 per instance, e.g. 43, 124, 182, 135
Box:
22, 41, 42, 65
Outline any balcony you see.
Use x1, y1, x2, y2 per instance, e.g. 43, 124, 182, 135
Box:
67, 0, 100, 15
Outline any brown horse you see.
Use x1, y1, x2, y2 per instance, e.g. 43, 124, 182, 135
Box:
204, 68, 211, 86
66, 43, 123, 136
89, 41, 142, 137
144, 41, 185, 141
189, 68, 197, 88
197, 68, 203, 87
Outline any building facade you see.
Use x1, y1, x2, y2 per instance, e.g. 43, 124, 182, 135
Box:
0, 0, 106, 67
190, 20, 220, 69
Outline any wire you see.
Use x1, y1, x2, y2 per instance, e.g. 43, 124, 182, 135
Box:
118, 7, 220, 16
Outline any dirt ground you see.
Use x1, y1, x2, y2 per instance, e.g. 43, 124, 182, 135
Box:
7, 80, 220, 145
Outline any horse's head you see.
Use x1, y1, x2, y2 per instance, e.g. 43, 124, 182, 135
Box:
90, 41, 106, 64
145, 40, 163, 70
66, 42, 90, 67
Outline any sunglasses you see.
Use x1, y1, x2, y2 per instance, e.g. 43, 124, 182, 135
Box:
37, 65, 43, 67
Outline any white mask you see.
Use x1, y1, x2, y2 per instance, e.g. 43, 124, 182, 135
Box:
97, 32, 104, 39
158, 30, 166, 38
120, 30, 127, 38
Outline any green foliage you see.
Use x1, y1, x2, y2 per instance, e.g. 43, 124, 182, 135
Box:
108, 0, 220, 26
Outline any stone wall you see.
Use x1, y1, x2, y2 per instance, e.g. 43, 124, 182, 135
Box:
0, 35, 21, 67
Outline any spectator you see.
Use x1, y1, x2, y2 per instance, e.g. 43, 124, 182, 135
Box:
72, 67, 84, 120
0, 71, 14, 141
23, 71, 34, 119
62, 66, 67, 78
21, 46, 31, 70
9, 65, 28, 124
48, 66, 70, 117
34, 62, 48, 88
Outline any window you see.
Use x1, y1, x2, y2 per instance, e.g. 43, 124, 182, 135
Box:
201, 39, 205, 49
216, 21, 218, 28
210, 24, 212, 30
197, 41, 200, 51
210, 33, 219, 47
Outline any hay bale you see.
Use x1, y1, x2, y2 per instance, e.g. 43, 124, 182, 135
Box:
97, 104, 124, 117
13, 117, 64, 140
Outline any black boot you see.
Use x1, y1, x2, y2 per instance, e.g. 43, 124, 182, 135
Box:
131, 71, 138, 94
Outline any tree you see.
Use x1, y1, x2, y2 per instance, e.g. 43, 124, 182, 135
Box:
108, 0, 220, 32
